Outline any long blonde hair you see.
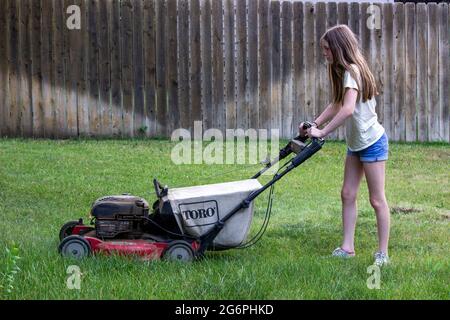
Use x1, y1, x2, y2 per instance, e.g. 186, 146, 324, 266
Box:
320, 25, 378, 104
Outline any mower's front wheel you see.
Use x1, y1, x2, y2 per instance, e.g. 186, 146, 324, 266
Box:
58, 235, 92, 260
162, 241, 194, 262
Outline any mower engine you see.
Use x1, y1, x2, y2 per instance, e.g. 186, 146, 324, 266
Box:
91, 195, 150, 239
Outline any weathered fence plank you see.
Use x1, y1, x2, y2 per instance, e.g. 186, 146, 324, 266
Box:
155, 0, 166, 136
110, 0, 122, 136
190, 0, 202, 131
19, 0, 32, 137
236, 0, 248, 131
315, 2, 327, 121
336, 1, 348, 141
416, 3, 428, 142
8, 0, 20, 136
201, 0, 213, 130
370, 2, 384, 137
270, 0, 281, 133
0, 0, 9, 137
427, 3, 439, 142
178, 0, 190, 132
64, 0, 80, 137
394, 3, 405, 141
292, 1, 304, 137
405, 3, 416, 142
438, 3, 449, 142
248, 0, 259, 131
382, 3, 394, 139
259, 0, 271, 131
211, 0, 225, 132
133, 0, 145, 136
304, 2, 315, 125
224, 0, 235, 130
281, 1, 293, 137
88, 0, 100, 137
325, 2, 337, 140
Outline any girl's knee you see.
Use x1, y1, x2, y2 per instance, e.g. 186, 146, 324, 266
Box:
370, 195, 387, 211
341, 187, 357, 203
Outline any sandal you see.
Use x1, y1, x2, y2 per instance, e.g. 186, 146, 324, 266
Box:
332, 247, 355, 258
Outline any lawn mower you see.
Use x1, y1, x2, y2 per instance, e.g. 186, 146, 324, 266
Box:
58, 122, 324, 262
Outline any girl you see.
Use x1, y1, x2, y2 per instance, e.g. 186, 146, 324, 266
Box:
299, 25, 390, 267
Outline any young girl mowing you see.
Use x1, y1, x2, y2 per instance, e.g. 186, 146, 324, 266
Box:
299, 25, 390, 267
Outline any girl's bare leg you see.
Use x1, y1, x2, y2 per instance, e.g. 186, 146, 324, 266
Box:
363, 161, 390, 254
340, 155, 364, 253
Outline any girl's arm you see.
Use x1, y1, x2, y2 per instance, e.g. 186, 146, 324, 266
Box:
299, 102, 339, 135
314, 102, 341, 127
307, 88, 358, 138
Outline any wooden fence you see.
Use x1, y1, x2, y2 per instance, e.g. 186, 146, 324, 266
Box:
0, 0, 448, 141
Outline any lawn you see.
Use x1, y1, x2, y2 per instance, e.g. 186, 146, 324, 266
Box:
0, 138, 448, 299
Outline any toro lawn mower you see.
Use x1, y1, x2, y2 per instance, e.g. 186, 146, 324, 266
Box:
58, 123, 324, 262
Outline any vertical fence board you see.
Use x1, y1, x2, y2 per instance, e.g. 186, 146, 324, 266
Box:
201, 0, 213, 130
371, 3, 384, 136
427, 3, 439, 141
178, 0, 190, 131
97, 0, 111, 136
349, 2, 359, 38
304, 2, 315, 125
77, 0, 90, 136
394, 3, 405, 141
293, 1, 304, 137
248, 0, 258, 130
259, 0, 271, 131
0, 0, 8, 136
336, 2, 348, 140
19, 0, 32, 137
315, 2, 327, 122
416, 3, 428, 142
270, 0, 281, 133
382, 3, 394, 139
133, 0, 145, 136
65, 0, 81, 137
53, 0, 67, 138
223, 0, 235, 130
122, 0, 135, 137
405, 3, 416, 142
360, 3, 371, 72
190, 0, 202, 131
167, 0, 178, 135
88, 0, 100, 136
327, 2, 337, 27
281, 1, 293, 137
110, 0, 121, 136
236, 0, 248, 131
8, 0, 19, 136
438, 3, 449, 142
40, 0, 54, 137
326, 2, 337, 140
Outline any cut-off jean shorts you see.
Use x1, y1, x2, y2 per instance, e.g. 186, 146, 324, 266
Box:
347, 132, 389, 163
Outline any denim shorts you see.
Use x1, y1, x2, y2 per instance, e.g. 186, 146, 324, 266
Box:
347, 132, 389, 162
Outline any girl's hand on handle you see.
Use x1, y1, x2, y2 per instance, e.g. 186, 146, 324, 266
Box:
307, 127, 326, 139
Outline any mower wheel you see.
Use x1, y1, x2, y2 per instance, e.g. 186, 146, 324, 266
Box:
58, 235, 92, 260
59, 220, 81, 241
162, 241, 194, 262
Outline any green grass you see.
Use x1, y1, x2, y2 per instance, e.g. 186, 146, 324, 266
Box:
0, 138, 449, 299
